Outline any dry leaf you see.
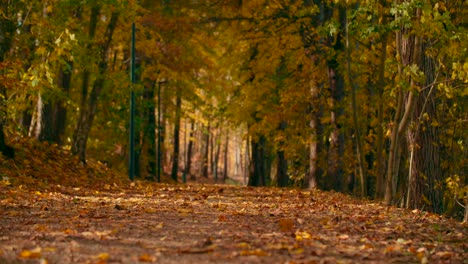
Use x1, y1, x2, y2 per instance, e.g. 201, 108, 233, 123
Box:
278, 218, 294, 232
139, 253, 156, 262
240, 249, 268, 256
19, 247, 42, 259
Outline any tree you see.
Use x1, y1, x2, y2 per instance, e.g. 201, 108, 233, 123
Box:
72, 5, 120, 163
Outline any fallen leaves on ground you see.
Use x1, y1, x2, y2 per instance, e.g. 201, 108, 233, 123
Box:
0, 139, 466, 263
1, 182, 467, 264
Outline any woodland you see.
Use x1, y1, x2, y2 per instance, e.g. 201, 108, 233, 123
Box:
0, 0, 467, 262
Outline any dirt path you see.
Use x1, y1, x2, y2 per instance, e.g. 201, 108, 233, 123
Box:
1, 183, 466, 263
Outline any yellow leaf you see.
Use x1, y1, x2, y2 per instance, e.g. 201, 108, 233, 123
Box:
97, 252, 109, 260
295, 231, 312, 241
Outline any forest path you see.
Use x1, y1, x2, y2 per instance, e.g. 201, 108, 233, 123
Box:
1, 183, 466, 263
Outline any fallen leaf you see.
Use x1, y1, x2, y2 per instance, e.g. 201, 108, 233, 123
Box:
435, 251, 454, 259
96, 252, 110, 260
19, 247, 42, 259
240, 249, 268, 256
236, 242, 250, 249
338, 234, 349, 240
384, 244, 402, 254
278, 218, 294, 232
139, 253, 156, 262
295, 231, 312, 241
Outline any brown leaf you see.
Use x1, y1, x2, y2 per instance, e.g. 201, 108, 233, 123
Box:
278, 218, 294, 232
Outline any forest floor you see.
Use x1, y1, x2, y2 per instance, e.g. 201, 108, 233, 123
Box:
0, 138, 467, 263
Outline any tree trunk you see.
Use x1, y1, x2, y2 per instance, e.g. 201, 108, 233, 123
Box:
464, 198, 468, 224
385, 5, 420, 205
276, 150, 288, 187
326, 6, 346, 192
244, 137, 250, 185
171, 85, 182, 182
308, 116, 319, 189
276, 121, 288, 187
143, 80, 157, 179
72, 9, 119, 163
213, 129, 221, 182
223, 132, 229, 181
345, 8, 367, 197
201, 124, 210, 178
156, 81, 165, 182
248, 135, 267, 187
406, 42, 442, 213
54, 62, 72, 145
375, 16, 388, 198
185, 120, 195, 180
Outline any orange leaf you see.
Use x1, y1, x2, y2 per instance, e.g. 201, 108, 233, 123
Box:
19, 247, 42, 259
139, 253, 156, 262
240, 249, 268, 256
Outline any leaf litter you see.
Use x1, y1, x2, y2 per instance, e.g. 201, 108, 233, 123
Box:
0, 139, 467, 263
1, 182, 467, 264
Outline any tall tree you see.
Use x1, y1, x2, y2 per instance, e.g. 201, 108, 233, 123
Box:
385, 2, 421, 205
72, 5, 120, 163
